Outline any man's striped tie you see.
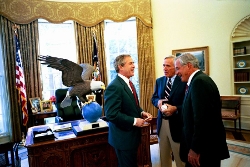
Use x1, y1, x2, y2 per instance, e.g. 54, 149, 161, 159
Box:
165, 78, 172, 100
162, 78, 172, 119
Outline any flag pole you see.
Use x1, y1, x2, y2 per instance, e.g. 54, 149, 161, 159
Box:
13, 24, 29, 143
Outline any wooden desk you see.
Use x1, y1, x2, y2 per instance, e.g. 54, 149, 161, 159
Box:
32, 111, 57, 125
25, 120, 152, 167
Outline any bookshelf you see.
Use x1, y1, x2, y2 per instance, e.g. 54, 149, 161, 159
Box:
228, 14, 250, 130
232, 40, 250, 95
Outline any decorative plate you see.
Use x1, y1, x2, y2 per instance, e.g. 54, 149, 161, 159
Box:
238, 87, 248, 94
237, 60, 246, 68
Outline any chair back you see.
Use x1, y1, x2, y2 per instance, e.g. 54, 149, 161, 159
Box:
55, 88, 83, 122
220, 95, 241, 131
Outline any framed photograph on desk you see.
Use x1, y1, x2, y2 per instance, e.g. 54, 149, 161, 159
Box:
40, 100, 53, 112
29, 97, 41, 112
86, 95, 96, 102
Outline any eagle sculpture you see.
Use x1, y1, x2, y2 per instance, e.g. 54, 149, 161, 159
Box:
38, 55, 105, 108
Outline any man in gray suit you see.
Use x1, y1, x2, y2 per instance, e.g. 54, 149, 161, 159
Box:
175, 53, 229, 167
151, 55, 186, 167
104, 54, 152, 167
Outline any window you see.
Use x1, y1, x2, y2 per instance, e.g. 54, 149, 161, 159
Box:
0, 32, 11, 143
38, 19, 77, 100
104, 18, 139, 95
38, 18, 140, 99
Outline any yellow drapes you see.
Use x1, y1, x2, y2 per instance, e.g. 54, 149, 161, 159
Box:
0, 0, 152, 27
75, 21, 108, 86
136, 18, 157, 117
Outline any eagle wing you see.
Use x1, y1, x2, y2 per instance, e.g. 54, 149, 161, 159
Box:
38, 55, 85, 87
79, 63, 95, 80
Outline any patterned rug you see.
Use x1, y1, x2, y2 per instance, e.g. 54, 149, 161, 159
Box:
17, 145, 27, 160
231, 131, 246, 141
227, 139, 250, 156
0, 155, 21, 167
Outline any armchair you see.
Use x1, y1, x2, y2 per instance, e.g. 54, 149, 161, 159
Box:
55, 88, 83, 122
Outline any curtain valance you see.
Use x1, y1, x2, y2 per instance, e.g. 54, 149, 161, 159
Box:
0, 0, 152, 27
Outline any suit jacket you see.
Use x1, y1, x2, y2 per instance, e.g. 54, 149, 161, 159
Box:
151, 75, 186, 142
104, 75, 143, 150
180, 71, 230, 162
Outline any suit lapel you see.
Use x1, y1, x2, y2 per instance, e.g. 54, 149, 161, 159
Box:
170, 76, 181, 96
183, 71, 203, 102
161, 77, 167, 98
117, 76, 137, 106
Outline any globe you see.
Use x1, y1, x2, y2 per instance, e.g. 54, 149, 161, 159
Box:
82, 102, 102, 123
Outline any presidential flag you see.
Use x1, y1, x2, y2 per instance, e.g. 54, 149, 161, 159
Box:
15, 33, 28, 126
92, 35, 100, 80
92, 35, 102, 105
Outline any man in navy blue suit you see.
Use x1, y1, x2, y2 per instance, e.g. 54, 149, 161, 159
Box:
175, 53, 229, 167
104, 54, 152, 167
152, 55, 186, 167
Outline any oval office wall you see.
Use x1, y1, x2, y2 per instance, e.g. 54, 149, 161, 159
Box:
1, 0, 250, 129
152, 1, 250, 129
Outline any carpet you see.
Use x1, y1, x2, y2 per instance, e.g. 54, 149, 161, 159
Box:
17, 145, 27, 160
232, 131, 246, 141
227, 139, 250, 156
0, 155, 21, 167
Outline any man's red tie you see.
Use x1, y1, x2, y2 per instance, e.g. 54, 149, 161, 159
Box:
129, 80, 139, 105
185, 85, 189, 93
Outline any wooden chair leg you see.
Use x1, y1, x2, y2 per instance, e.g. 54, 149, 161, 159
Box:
234, 120, 237, 132
14, 143, 19, 160
239, 118, 241, 131
4, 151, 9, 165
11, 149, 15, 167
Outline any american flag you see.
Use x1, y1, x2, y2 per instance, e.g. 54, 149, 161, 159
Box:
15, 33, 28, 126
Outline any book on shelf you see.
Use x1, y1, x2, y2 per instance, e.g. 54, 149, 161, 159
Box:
233, 47, 246, 55
234, 72, 249, 82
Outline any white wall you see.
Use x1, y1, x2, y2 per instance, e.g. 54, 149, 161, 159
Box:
151, 0, 250, 95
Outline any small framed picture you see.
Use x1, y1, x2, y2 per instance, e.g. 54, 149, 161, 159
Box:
86, 95, 96, 102
40, 100, 53, 112
29, 97, 41, 112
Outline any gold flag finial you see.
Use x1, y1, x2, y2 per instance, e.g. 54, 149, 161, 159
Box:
12, 24, 20, 36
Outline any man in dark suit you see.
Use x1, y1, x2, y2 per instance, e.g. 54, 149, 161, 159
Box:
104, 54, 152, 167
175, 53, 230, 167
151, 55, 186, 167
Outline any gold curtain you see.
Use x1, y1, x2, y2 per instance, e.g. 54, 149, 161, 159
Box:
0, 0, 152, 27
75, 22, 107, 86
17, 20, 42, 128
0, 16, 41, 139
136, 18, 157, 117
0, 16, 22, 142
